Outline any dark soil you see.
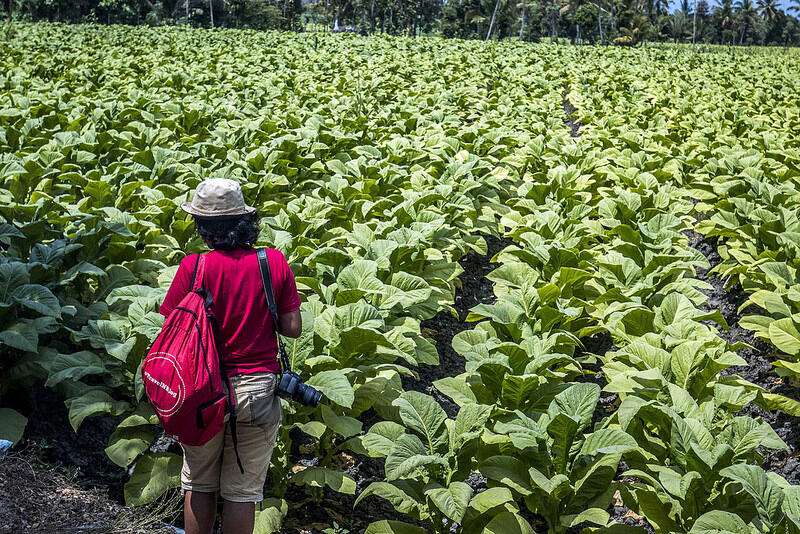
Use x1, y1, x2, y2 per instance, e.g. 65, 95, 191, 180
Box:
607, 505, 656, 534
0, 449, 175, 534
26, 227, 794, 534
685, 229, 800, 484
402, 234, 515, 417
562, 93, 583, 138
0, 234, 520, 534
7, 385, 128, 504
575, 332, 619, 429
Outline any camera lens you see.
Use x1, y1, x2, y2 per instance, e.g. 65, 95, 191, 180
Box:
297, 382, 322, 407
277, 371, 322, 407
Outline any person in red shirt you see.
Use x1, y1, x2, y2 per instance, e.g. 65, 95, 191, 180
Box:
160, 178, 302, 534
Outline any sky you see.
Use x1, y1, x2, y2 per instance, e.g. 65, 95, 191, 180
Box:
667, 0, 796, 12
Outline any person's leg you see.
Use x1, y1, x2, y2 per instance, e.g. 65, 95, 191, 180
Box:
184, 490, 217, 534
221, 500, 255, 534
181, 429, 224, 534
219, 373, 282, 534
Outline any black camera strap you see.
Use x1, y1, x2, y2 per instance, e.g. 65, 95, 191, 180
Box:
256, 248, 292, 373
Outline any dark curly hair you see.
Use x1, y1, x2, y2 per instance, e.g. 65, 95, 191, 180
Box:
194, 213, 259, 250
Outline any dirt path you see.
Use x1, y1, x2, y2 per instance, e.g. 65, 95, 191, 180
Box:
280, 235, 517, 531
402, 234, 515, 417
0, 450, 176, 534
562, 91, 583, 138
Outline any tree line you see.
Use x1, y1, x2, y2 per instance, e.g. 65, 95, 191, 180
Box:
3, 0, 799, 46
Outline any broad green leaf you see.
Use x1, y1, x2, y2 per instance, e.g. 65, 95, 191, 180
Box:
320, 404, 362, 438
392, 391, 448, 453
452, 403, 492, 446
783, 486, 800, 529
688, 510, 751, 534
528, 468, 571, 496
117, 403, 158, 428
0, 223, 24, 241
483, 511, 535, 534
253, 498, 287, 534
308, 247, 351, 268
0, 262, 30, 303
306, 370, 354, 408
410, 334, 439, 365
769, 318, 800, 355
12, 284, 61, 318
547, 382, 600, 431
132, 312, 165, 341
425, 481, 472, 523
45, 351, 105, 387
77, 319, 135, 361
295, 421, 327, 439
355, 481, 424, 517
0, 408, 27, 444
385, 434, 447, 480
720, 464, 784, 528
468, 487, 515, 514
657, 293, 696, 327
337, 259, 384, 301
0, 320, 39, 353
479, 456, 533, 496
291, 466, 356, 495
759, 262, 794, 285
364, 520, 427, 534
579, 428, 638, 457
380, 271, 432, 309
760, 392, 800, 417
362, 421, 407, 457
124, 452, 182, 506
105, 425, 154, 468
568, 508, 610, 527
67, 390, 130, 431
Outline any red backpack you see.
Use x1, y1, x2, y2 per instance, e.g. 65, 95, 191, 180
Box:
142, 254, 242, 469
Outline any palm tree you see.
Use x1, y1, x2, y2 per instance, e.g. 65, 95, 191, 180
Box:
653, 0, 669, 15
735, 0, 758, 44
788, 0, 799, 15
671, 9, 690, 40
756, 0, 777, 21
714, 0, 735, 43
641, 0, 665, 21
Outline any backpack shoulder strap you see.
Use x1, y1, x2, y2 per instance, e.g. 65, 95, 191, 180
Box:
190, 254, 205, 292
256, 248, 291, 372
190, 253, 213, 310
188, 252, 241, 471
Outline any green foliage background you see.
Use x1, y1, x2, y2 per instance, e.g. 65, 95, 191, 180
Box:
1, 22, 800, 533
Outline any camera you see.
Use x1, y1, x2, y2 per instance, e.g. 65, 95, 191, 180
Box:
277, 370, 322, 407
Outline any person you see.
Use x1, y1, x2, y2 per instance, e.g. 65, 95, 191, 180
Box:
159, 178, 302, 534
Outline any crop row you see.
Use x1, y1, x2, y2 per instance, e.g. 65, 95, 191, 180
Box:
1, 23, 800, 534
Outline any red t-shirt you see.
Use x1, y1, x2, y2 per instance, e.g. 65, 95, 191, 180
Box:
159, 248, 301, 376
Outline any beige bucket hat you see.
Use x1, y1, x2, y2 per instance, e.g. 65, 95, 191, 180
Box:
181, 178, 256, 218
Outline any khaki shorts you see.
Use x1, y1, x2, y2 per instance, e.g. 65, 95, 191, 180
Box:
180, 372, 282, 502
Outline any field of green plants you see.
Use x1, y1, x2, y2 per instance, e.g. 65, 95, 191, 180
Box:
2, 22, 800, 534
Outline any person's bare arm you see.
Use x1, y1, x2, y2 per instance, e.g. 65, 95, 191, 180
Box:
278, 309, 302, 338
